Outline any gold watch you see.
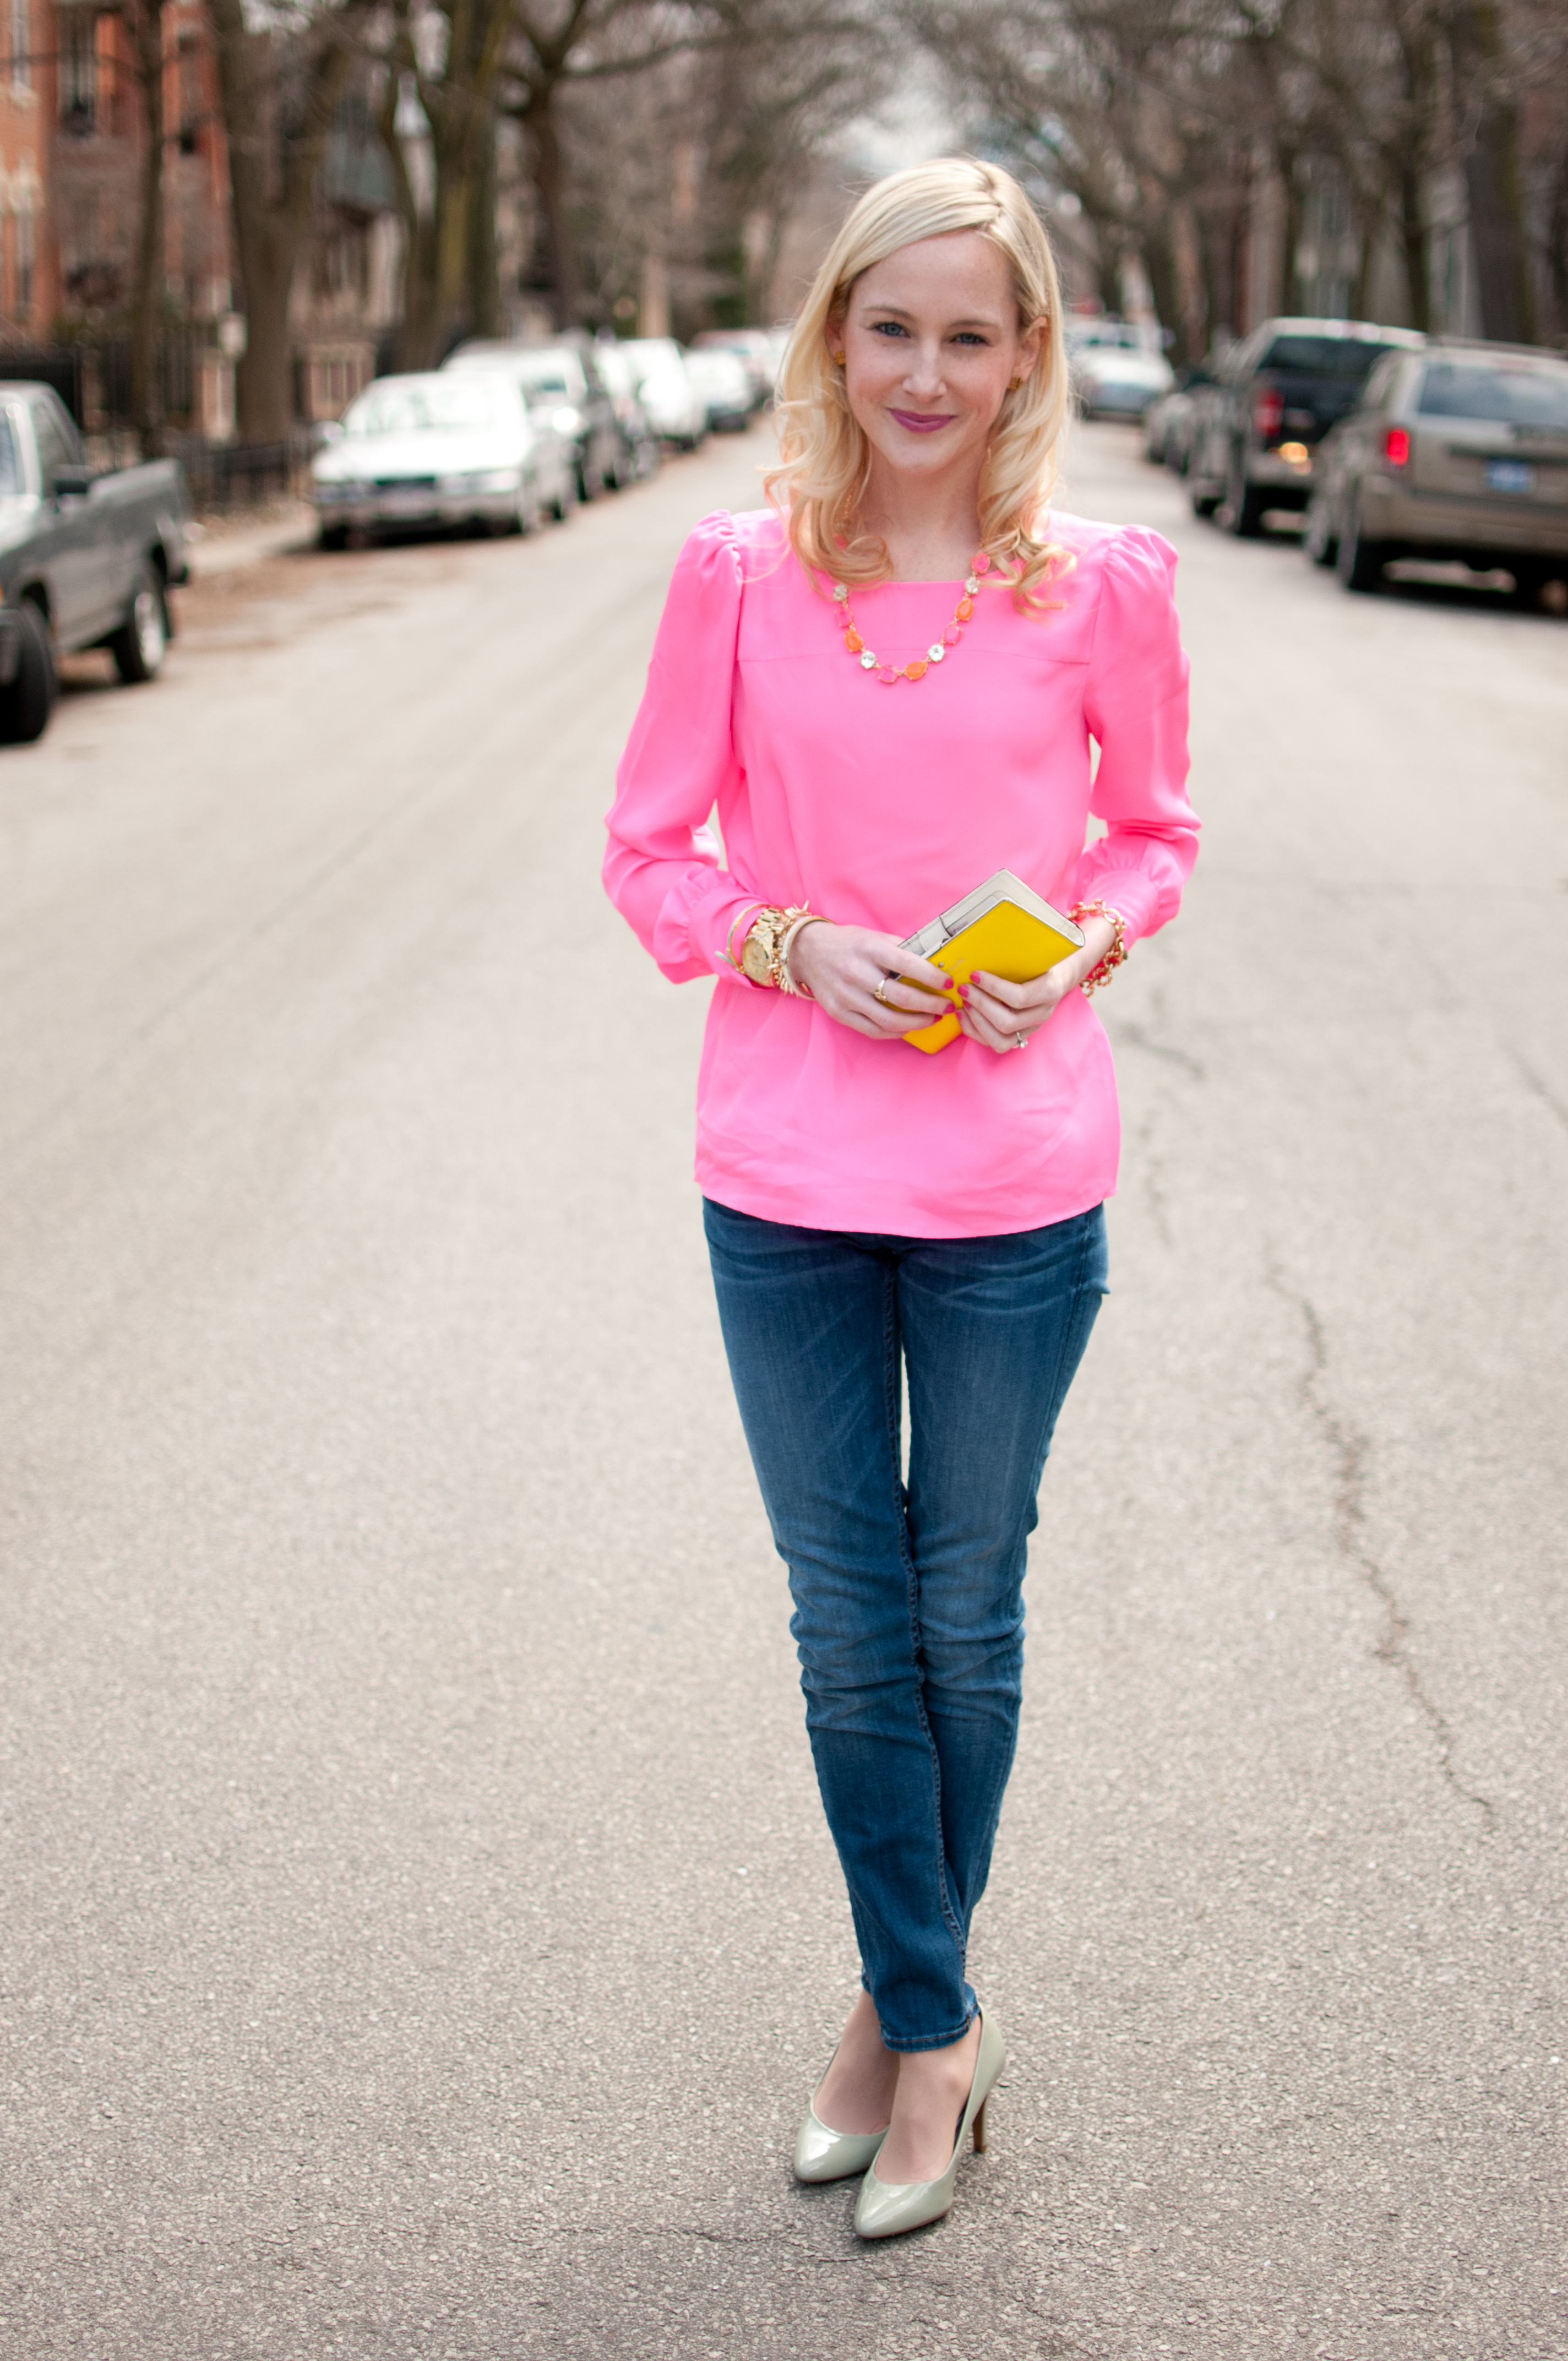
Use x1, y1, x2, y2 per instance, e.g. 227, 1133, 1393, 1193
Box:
739, 905, 816, 992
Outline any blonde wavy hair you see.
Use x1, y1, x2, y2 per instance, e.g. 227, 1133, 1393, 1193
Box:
765, 157, 1072, 605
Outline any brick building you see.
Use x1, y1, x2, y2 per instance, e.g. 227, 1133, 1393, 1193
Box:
0, 0, 58, 340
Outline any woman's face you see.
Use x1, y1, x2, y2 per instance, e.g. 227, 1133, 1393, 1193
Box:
833, 231, 1043, 487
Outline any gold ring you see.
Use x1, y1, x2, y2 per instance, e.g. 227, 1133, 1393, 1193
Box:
874, 976, 891, 1005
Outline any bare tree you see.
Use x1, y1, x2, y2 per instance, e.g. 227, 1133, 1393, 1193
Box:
210, 0, 373, 440
116, 0, 167, 456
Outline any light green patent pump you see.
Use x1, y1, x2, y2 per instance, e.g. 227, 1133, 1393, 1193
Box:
852, 2005, 1006, 2239
791, 2104, 889, 2184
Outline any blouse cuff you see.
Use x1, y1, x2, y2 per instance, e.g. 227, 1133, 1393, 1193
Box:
1069, 859, 1162, 948
651, 866, 770, 983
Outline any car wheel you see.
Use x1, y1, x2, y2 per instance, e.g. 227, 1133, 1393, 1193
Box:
1336, 497, 1388, 592
1190, 480, 1222, 519
1303, 494, 1338, 567
318, 523, 349, 552
1226, 449, 1266, 537
109, 562, 169, 685
0, 599, 57, 744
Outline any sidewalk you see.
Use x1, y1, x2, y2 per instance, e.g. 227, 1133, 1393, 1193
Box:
184, 497, 316, 577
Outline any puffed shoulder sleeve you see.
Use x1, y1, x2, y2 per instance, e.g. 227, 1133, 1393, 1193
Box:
602, 511, 761, 983
1070, 525, 1199, 946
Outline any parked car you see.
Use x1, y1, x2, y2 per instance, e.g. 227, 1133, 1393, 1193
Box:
0, 380, 188, 746
1144, 359, 1219, 470
684, 345, 755, 433
618, 339, 707, 449
591, 341, 661, 481
690, 328, 775, 405
1065, 317, 1142, 353
1074, 341, 1174, 422
312, 372, 562, 544
1186, 316, 1427, 536
445, 340, 620, 501
1303, 339, 1568, 598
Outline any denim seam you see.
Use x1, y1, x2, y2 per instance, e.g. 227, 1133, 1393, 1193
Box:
880, 1258, 969, 1966
1028, 1216, 1103, 1483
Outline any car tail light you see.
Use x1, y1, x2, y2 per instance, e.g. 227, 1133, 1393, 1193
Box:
1384, 426, 1411, 467
1253, 385, 1284, 440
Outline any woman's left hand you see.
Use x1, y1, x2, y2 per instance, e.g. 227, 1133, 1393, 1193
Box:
959, 915, 1119, 1055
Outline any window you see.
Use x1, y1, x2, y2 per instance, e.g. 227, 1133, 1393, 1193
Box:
1261, 335, 1401, 382
1418, 358, 1568, 429
10, 0, 29, 90
344, 379, 512, 437
32, 396, 81, 492
177, 31, 200, 154
0, 411, 20, 493
1359, 353, 1404, 413
59, 8, 96, 131
15, 208, 34, 319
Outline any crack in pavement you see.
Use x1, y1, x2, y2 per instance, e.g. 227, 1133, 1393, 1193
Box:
1268, 1264, 1494, 1827
1507, 1048, 1568, 1138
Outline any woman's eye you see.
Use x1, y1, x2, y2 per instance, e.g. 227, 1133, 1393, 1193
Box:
870, 320, 908, 338
952, 333, 989, 347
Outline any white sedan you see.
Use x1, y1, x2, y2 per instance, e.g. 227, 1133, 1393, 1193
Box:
312, 373, 564, 545
617, 339, 708, 450
1073, 344, 1175, 422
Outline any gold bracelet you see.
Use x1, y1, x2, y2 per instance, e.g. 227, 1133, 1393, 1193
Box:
1069, 899, 1128, 994
777, 910, 830, 998
737, 904, 815, 990
725, 900, 767, 975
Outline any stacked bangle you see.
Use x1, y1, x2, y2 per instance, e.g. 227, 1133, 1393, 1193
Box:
728, 902, 831, 994
725, 901, 767, 976
777, 910, 830, 997
1069, 899, 1128, 994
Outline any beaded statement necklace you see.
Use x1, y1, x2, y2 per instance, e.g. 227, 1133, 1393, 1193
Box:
830, 552, 992, 686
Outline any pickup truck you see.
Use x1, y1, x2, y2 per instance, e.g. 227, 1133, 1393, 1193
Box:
0, 381, 189, 744
1186, 317, 1425, 537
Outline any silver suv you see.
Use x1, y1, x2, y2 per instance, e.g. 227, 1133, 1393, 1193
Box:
1304, 340, 1568, 599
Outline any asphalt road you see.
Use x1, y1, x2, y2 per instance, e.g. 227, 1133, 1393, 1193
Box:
2, 422, 1565, 2361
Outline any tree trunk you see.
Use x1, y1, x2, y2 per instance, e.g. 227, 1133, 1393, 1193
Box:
126, 0, 166, 459
235, 233, 296, 442
394, 132, 477, 367
467, 111, 500, 338
1278, 153, 1305, 315
1449, 1, 1537, 344
1396, 159, 1431, 331
1139, 210, 1182, 359
210, 0, 357, 441
519, 84, 578, 328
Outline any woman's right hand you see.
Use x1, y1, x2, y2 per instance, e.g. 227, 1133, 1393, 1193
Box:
788, 923, 954, 1041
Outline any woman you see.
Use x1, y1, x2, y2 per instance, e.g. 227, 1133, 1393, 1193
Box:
603, 158, 1197, 2240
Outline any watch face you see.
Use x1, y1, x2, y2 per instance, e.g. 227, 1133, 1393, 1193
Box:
741, 932, 772, 983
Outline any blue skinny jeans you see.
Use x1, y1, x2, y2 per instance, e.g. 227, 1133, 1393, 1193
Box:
703, 1196, 1108, 2051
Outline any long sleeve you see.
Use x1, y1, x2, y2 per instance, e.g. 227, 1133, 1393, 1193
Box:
603, 510, 763, 983
1071, 525, 1199, 944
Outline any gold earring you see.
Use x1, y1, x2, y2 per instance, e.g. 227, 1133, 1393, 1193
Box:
832, 349, 846, 366
1009, 374, 1023, 390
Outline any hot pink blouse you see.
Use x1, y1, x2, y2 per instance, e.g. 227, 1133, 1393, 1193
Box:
604, 507, 1197, 1238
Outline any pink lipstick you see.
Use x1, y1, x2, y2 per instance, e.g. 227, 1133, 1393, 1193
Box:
888, 409, 954, 434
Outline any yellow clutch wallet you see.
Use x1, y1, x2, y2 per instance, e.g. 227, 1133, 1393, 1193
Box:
897, 869, 1085, 1053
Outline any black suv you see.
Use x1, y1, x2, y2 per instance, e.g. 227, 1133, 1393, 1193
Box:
1187, 317, 1425, 536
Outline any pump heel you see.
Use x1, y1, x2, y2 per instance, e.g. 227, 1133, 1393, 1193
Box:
853, 2005, 1006, 2240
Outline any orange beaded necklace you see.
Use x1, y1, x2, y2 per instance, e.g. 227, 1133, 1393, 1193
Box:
829, 552, 993, 685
